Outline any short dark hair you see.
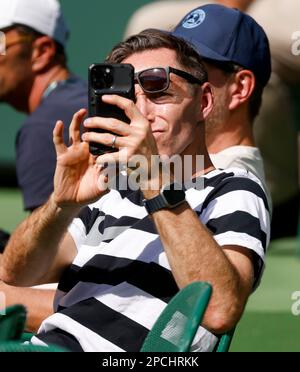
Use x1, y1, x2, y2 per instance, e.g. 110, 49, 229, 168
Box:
14, 24, 67, 66
107, 29, 207, 84
203, 58, 263, 122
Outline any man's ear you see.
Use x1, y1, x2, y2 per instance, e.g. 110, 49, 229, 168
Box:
200, 82, 214, 121
31, 36, 56, 73
228, 70, 255, 111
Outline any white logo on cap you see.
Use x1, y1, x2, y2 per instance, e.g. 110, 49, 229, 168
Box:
182, 9, 206, 29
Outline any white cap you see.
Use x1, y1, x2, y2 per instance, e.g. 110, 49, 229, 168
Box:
0, 0, 69, 47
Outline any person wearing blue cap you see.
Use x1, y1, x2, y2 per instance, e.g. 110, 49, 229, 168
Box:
170, 4, 272, 207
0, 0, 87, 333
125, 0, 300, 240
126, 2, 271, 206
1, 29, 270, 352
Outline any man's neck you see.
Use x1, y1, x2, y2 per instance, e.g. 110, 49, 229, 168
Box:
206, 116, 255, 154
180, 132, 216, 180
28, 65, 70, 113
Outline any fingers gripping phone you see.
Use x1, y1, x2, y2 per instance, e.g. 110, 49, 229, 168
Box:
88, 63, 135, 155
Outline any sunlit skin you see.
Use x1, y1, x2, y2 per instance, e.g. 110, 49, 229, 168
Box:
0, 27, 69, 113
124, 49, 205, 157
83, 48, 214, 179
202, 61, 256, 153
0, 29, 34, 111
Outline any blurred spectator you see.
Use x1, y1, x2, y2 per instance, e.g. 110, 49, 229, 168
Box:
124, 0, 300, 240
170, 4, 272, 213
0, 0, 87, 332
0, 0, 87, 213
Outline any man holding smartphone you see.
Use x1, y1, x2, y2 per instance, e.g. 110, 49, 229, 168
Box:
1, 28, 270, 351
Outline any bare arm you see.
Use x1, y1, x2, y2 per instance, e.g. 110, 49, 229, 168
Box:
1, 109, 107, 287
0, 199, 79, 286
146, 202, 254, 334
0, 282, 55, 333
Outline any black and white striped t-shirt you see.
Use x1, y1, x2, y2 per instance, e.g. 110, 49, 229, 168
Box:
33, 168, 270, 352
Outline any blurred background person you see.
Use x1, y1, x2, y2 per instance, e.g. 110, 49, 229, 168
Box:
124, 0, 300, 241
0, 0, 87, 332
169, 4, 272, 213
0, 0, 87, 215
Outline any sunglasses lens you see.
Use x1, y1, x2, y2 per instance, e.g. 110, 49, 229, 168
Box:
138, 68, 168, 93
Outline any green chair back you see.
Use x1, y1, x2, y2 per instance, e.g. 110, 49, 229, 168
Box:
0, 341, 67, 352
140, 281, 235, 352
20, 332, 34, 343
0, 305, 67, 352
214, 328, 235, 352
141, 282, 212, 352
0, 305, 27, 342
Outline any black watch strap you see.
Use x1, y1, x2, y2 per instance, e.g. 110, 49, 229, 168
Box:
143, 183, 186, 214
143, 194, 168, 215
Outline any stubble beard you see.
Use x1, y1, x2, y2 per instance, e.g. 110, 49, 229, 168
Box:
206, 89, 229, 144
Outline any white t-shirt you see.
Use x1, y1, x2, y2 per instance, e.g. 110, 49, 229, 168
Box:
210, 146, 272, 212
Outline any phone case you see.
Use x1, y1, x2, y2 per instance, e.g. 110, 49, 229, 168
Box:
88, 63, 135, 155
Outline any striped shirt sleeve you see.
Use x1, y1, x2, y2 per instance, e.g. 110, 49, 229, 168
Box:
200, 175, 270, 288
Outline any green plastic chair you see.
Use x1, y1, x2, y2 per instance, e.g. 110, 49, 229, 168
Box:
0, 341, 66, 352
140, 281, 235, 352
213, 328, 235, 352
0, 305, 27, 342
0, 304, 67, 352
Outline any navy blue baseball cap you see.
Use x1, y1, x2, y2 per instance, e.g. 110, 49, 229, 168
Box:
172, 4, 271, 86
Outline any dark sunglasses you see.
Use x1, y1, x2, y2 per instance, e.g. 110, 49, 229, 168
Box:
134, 66, 206, 94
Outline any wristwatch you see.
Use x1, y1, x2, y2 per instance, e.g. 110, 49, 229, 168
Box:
143, 183, 186, 214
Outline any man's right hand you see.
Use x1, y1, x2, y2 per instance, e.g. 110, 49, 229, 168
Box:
53, 109, 107, 209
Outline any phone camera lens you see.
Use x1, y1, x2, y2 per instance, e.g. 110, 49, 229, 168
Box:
92, 67, 113, 89
103, 72, 113, 87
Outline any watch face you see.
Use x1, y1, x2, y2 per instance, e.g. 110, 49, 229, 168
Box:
162, 183, 186, 207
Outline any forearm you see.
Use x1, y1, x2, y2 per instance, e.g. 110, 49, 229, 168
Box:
150, 204, 247, 333
0, 281, 55, 333
0, 195, 80, 286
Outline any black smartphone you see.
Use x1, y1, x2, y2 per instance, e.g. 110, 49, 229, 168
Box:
88, 63, 135, 155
